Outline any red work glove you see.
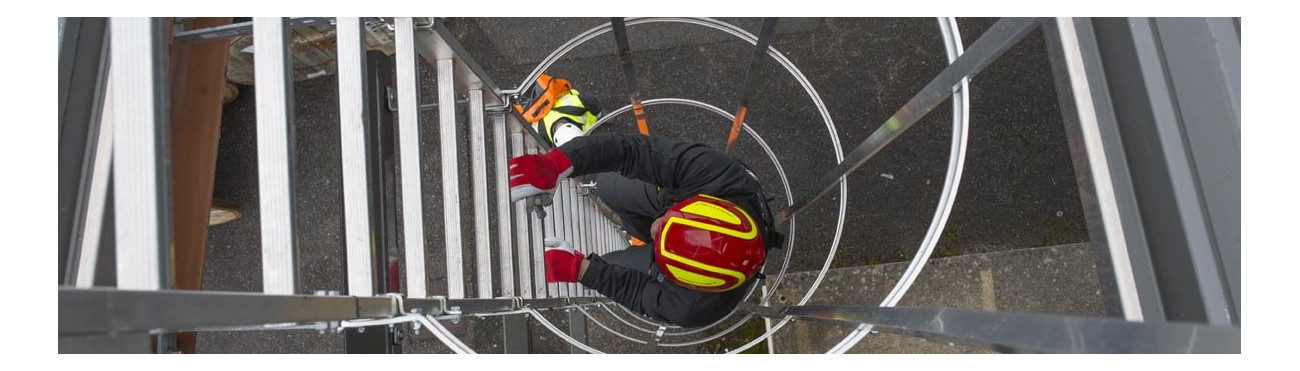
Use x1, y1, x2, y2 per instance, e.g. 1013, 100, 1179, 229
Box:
508, 148, 573, 202
543, 238, 584, 283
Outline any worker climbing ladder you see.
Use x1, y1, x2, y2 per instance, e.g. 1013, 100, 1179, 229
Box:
58, 17, 1240, 354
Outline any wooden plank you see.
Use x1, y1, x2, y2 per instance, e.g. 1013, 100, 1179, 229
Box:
167, 17, 234, 354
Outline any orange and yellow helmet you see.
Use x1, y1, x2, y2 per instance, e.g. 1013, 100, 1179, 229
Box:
652, 195, 766, 292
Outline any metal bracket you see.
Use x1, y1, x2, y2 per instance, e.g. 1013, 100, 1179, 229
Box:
383, 293, 407, 314
640, 325, 667, 353
502, 93, 518, 111
382, 293, 410, 339
385, 86, 398, 112
313, 290, 345, 334
528, 194, 552, 219
366, 17, 395, 32
446, 305, 463, 325
410, 306, 424, 336
578, 181, 597, 196
427, 295, 450, 315
501, 92, 514, 103
740, 302, 787, 318
412, 17, 435, 29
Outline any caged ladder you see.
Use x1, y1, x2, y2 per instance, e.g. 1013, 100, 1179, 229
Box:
58, 17, 1240, 354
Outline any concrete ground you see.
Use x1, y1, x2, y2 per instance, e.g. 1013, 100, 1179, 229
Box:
770, 243, 1104, 353
196, 17, 1098, 353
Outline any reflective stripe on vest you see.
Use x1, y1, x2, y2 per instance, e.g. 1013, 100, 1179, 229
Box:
541, 90, 597, 144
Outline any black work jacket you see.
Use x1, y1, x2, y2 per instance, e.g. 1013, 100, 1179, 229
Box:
560, 133, 777, 327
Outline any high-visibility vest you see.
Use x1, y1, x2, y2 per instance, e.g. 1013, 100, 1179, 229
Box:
536, 89, 601, 146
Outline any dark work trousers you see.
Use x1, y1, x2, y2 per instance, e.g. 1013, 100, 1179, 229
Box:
593, 172, 663, 274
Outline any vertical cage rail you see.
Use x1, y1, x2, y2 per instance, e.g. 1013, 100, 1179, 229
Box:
776, 17, 1040, 223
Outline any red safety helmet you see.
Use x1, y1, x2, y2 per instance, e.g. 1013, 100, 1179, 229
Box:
652, 194, 766, 292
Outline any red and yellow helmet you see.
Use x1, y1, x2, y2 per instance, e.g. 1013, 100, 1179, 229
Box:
652, 194, 766, 292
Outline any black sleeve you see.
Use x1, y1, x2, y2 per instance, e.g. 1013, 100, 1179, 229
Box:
558, 133, 761, 200
579, 254, 710, 327
578, 255, 654, 316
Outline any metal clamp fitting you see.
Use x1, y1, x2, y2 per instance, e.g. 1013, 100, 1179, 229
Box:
428, 295, 450, 315
383, 293, 407, 315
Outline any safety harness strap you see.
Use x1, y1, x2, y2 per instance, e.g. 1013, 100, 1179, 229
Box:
611, 18, 651, 136
725, 18, 780, 154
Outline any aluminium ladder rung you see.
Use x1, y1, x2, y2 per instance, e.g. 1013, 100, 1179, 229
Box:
252, 17, 298, 295
493, 112, 516, 297
110, 17, 170, 291
394, 17, 429, 298
511, 130, 534, 298
562, 185, 575, 298
570, 183, 584, 297
436, 57, 466, 299
529, 144, 547, 298
337, 17, 375, 297
549, 179, 566, 298
469, 88, 493, 298
574, 194, 583, 299
380, 17, 636, 304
